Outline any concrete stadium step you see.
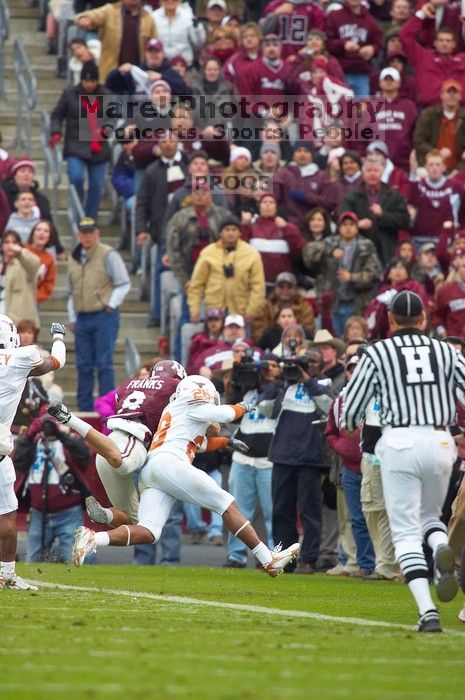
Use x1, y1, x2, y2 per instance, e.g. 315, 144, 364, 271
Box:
39, 309, 152, 331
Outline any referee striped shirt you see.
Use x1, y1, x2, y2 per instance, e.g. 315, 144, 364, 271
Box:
343, 329, 465, 431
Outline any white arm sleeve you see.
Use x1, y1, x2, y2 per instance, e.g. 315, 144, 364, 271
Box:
187, 403, 237, 423
51, 338, 66, 368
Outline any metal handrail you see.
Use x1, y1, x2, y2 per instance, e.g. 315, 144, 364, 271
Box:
11, 38, 37, 151
40, 111, 63, 221
124, 336, 141, 378
67, 184, 85, 247
0, 0, 10, 102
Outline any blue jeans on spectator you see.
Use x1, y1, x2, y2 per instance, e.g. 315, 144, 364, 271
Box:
227, 461, 273, 564
27, 505, 84, 563
174, 293, 190, 362
134, 499, 183, 565
332, 300, 355, 338
75, 309, 120, 411
341, 466, 375, 572
150, 246, 168, 325
344, 73, 370, 97
67, 157, 108, 220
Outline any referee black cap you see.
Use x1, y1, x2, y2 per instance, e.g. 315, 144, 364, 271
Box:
390, 290, 424, 317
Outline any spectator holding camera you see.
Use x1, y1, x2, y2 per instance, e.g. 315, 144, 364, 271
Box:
267, 333, 333, 574
13, 415, 91, 563
223, 353, 282, 568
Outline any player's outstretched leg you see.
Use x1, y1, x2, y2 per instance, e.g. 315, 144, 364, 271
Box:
222, 502, 300, 577
72, 523, 154, 566
0, 511, 38, 591
48, 402, 122, 468
85, 496, 133, 528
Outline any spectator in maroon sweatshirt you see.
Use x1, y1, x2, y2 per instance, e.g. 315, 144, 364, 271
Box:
240, 192, 305, 286
433, 256, 465, 337
261, 0, 326, 60
408, 149, 462, 249
326, 0, 383, 96
413, 0, 465, 52
400, 4, 465, 107
286, 28, 345, 84
273, 141, 336, 229
248, 32, 298, 99
380, 47, 417, 102
223, 21, 262, 96
369, 67, 418, 171
327, 150, 363, 201
186, 307, 225, 374
325, 354, 375, 577
413, 79, 465, 171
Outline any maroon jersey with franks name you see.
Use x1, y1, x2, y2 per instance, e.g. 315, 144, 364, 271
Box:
112, 376, 180, 437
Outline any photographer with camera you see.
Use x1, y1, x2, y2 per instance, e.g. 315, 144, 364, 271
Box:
13, 415, 91, 563
267, 324, 333, 574
222, 344, 281, 568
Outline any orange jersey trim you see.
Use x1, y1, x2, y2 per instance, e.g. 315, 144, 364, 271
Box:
50, 356, 61, 370
205, 436, 228, 452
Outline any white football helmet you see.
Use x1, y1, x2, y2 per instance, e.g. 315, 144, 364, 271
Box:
174, 375, 220, 405
0, 315, 19, 350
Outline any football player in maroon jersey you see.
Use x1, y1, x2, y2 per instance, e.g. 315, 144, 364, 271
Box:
48, 360, 187, 528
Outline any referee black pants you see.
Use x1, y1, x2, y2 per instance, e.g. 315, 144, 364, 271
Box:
272, 463, 322, 565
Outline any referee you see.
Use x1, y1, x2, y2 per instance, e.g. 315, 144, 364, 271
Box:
343, 290, 465, 633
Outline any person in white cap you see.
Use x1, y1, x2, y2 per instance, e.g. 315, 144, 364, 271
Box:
370, 66, 417, 172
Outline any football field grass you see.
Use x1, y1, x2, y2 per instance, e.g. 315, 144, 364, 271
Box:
2, 563, 464, 700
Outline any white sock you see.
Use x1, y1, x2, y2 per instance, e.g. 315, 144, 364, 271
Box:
102, 508, 114, 524
94, 532, 110, 547
408, 577, 436, 616
427, 531, 448, 555
0, 560, 15, 578
252, 542, 273, 566
67, 414, 91, 437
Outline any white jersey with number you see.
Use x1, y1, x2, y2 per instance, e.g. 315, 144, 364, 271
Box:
149, 399, 238, 463
0, 345, 42, 428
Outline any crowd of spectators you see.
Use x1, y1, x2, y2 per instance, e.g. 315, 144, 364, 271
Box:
3, 0, 465, 569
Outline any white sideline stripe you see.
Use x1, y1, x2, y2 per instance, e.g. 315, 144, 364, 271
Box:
27, 580, 465, 637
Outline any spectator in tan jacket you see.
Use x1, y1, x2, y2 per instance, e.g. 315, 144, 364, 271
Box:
187, 217, 266, 325
0, 230, 41, 328
75, 0, 157, 82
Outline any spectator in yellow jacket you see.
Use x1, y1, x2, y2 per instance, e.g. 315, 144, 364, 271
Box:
187, 217, 266, 326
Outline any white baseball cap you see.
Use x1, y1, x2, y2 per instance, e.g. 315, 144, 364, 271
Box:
207, 0, 227, 9
224, 314, 245, 327
379, 67, 401, 82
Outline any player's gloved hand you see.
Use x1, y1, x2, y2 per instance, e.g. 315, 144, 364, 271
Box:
237, 401, 255, 413
50, 322, 66, 339
227, 437, 249, 453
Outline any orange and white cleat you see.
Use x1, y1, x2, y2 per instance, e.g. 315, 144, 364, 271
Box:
263, 542, 301, 578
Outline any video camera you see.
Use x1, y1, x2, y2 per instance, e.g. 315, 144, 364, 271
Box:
279, 338, 309, 383
232, 346, 270, 392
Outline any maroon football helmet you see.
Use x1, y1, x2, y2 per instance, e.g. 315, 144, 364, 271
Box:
151, 360, 187, 380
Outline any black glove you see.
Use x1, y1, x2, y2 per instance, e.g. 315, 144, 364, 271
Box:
237, 401, 255, 413
50, 322, 66, 339
227, 437, 249, 453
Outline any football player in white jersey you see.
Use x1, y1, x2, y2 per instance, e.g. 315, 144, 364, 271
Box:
73, 375, 301, 576
0, 316, 67, 590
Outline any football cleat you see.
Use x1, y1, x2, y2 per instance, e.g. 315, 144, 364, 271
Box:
415, 609, 442, 633
73, 526, 97, 567
263, 542, 301, 578
85, 496, 110, 525
47, 400, 71, 425
2, 575, 38, 591
434, 543, 458, 602
458, 604, 465, 623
